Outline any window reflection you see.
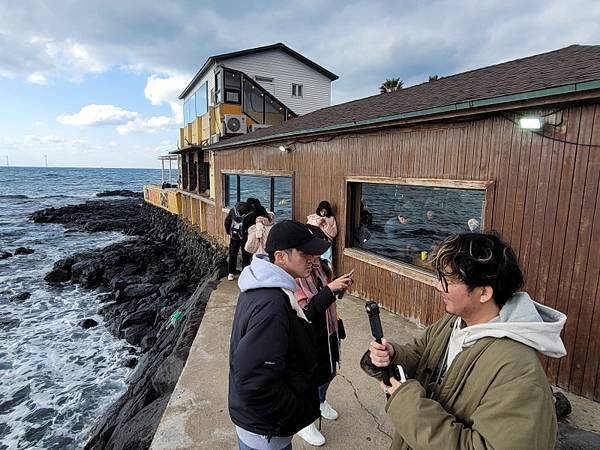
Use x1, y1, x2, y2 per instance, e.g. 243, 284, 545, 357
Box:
224, 174, 292, 220
349, 183, 485, 271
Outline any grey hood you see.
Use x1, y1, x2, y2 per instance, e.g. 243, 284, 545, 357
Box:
449, 292, 567, 362
238, 254, 296, 292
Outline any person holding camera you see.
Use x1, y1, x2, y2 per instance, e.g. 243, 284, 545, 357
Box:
361, 232, 567, 450
229, 220, 331, 450
293, 225, 353, 446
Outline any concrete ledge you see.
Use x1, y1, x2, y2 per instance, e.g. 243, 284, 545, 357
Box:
152, 278, 600, 449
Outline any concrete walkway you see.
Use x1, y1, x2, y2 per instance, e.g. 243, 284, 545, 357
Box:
151, 279, 600, 449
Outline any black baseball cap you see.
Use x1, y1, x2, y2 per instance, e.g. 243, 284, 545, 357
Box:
265, 220, 331, 255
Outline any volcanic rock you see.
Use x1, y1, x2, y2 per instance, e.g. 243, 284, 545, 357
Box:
14, 247, 34, 255
79, 318, 99, 329
10, 292, 31, 301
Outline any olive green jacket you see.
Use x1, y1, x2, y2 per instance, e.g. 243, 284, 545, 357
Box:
362, 314, 558, 450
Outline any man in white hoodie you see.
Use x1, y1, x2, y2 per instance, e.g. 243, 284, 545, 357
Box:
229, 220, 341, 450
363, 232, 567, 450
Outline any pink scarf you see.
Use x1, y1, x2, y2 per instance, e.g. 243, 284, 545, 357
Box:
295, 264, 338, 334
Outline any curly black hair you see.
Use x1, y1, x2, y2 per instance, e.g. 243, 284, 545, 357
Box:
432, 232, 524, 308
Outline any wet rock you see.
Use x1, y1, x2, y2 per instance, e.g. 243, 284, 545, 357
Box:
120, 310, 156, 330
122, 324, 148, 346
10, 291, 31, 301
159, 275, 188, 296
30, 199, 143, 235
96, 190, 143, 198
14, 247, 34, 255
44, 268, 70, 283
0, 251, 12, 259
71, 260, 104, 288
79, 318, 98, 329
151, 353, 186, 396
123, 357, 138, 369
34, 202, 229, 450
110, 275, 143, 291
140, 335, 157, 352
123, 283, 157, 299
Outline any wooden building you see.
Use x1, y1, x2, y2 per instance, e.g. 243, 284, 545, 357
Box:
146, 45, 600, 401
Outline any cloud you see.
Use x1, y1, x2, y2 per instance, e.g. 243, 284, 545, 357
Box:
116, 115, 177, 134
27, 72, 47, 85
144, 74, 189, 120
57, 104, 138, 126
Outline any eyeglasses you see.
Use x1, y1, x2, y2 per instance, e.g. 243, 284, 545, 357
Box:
436, 269, 449, 293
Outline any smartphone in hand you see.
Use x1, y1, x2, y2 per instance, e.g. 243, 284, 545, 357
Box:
337, 269, 355, 299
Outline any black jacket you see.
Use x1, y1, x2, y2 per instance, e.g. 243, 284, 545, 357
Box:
302, 286, 340, 386
224, 202, 257, 236
229, 287, 320, 437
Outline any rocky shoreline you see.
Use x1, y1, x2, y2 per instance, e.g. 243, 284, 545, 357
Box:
31, 193, 227, 449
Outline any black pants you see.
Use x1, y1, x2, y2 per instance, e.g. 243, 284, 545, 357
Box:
228, 238, 252, 274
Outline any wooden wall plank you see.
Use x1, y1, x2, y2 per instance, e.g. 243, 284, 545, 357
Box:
545, 106, 582, 384
556, 105, 594, 389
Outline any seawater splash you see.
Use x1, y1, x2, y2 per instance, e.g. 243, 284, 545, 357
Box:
0, 166, 163, 449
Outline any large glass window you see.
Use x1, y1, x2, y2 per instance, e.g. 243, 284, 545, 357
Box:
183, 83, 208, 125
265, 97, 285, 126
243, 79, 265, 124
224, 70, 241, 104
224, 174, 292, 220
195, 82, 208, 117
348, 182, 486, 271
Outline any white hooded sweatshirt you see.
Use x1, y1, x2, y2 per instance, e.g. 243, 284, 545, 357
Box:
446, 292, 567, 368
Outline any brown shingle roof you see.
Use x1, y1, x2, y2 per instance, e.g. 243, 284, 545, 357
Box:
214, 45, 600, 149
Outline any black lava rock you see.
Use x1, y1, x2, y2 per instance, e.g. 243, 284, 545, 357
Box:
10, 292, 31, 301
35, 201, 228, 450
96, 190, 143, 198
14, 247, 34, 255
79, 318, 99, 329
44, 268, 70, 283
0, 251, 12, 259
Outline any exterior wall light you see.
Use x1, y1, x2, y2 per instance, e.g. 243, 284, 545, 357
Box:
279, 145, 292, 153
519, 116, 544, 129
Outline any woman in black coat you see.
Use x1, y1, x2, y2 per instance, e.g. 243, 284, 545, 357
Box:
293, 235, 352, 446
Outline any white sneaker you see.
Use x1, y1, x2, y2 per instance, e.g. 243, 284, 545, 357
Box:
320, 401, 338, 420
297, 423, 325, 446
227, 273, 235, 281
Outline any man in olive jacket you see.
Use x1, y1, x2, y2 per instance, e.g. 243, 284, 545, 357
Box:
363, 233, 567, 450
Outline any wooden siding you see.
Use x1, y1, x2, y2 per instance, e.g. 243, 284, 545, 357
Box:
224, 49, 332, 115
206, 103, 600, 401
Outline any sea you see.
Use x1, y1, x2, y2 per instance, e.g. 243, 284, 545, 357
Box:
0, 167, 164, 450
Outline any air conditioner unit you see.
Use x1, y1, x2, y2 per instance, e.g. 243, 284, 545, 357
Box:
251, 124, 272, 132
224, 114, 247, 135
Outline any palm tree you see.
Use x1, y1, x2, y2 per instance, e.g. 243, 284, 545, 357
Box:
379, 78, 403, 94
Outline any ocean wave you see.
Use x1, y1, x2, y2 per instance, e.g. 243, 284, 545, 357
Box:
0, 194, 29, 199
0, 194, 94, 200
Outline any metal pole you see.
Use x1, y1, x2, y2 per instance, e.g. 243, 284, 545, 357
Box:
161, 159, 165, 184
169, 158, 173, 184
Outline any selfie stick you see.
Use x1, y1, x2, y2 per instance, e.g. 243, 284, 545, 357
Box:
365, 301, 392, 397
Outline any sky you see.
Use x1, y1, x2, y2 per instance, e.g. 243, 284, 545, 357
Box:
1, 0, 599, 169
